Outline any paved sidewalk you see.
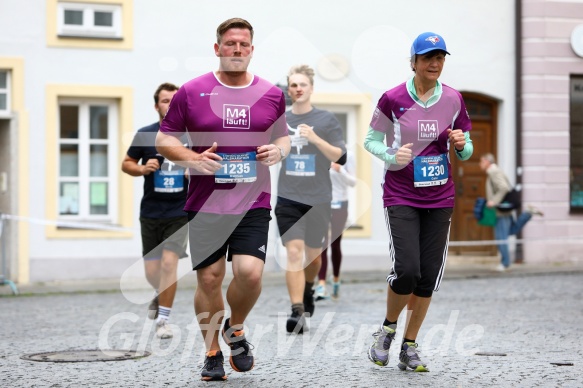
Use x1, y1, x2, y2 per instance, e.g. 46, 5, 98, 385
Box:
2, 260, 581, 296
1, 262, 582, 387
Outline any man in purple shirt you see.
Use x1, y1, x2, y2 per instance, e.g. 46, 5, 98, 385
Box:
156, 18, 290, 381
365, 32, 473, 372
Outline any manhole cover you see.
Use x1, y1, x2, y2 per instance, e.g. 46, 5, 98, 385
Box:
475, 352, 507, 356
21, 349, 151, 363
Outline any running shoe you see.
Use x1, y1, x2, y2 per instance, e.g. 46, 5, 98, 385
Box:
155, 319, 173, 339
222, 318, 255, 372
200, 350, 227, 381
286, 307, 308, 334
147, 295, 159, 320
303, 288, 315, 316
314, 284, 328, 301
398, 342, 429, 372
368, 325, 396, 366
526, 205, 544, 216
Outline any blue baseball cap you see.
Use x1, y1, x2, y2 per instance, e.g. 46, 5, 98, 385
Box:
410, 32, 450, 56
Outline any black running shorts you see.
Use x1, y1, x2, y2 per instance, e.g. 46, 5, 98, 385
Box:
187, 208, 271, 270
140, 216, 188, 260
275, 201, 331, 248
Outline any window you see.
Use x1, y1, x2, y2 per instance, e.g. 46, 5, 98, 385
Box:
570, 75, 583, 212
57, 2, 122, 39
466, 99, 492, 120
0, 70, 10, 116
58, 99, 118, 221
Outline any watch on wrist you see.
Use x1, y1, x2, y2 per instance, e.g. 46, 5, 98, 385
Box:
277, 145, 286, 160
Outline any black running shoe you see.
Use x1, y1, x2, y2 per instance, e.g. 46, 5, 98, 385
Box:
201, 350, 227, 381
147, 295, 159, 320
303, 288, 315, 317
222, 318, 255, 372
286, 307, 308, 334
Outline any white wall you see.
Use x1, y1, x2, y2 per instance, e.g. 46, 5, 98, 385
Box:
0, 0, 517, 280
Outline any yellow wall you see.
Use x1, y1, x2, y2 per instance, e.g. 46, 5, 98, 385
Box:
46, 0, 134, 50
0, 57, 29, 284
45, 84, 134, 238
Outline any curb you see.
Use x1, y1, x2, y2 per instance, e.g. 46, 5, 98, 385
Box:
2, 262, 582, 297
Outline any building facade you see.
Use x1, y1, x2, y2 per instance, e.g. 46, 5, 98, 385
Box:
521, 0, 583, 262
0, 0, 581, 284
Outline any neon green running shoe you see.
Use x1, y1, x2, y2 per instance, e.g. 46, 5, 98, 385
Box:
398, 342, 429, 372
367, 325, 396, 366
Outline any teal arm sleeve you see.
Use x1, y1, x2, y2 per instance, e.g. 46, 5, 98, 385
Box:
364, 126, 396, 164
454, 132, 473, 161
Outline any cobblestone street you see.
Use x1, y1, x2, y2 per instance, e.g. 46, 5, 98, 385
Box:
2, 268, 582, 387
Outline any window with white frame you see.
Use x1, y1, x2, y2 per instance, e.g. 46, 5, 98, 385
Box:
0, 70, 10, 116
57, 2, 122, 39
58, 99, 118, 222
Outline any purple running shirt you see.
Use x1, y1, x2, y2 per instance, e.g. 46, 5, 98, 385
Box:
160, 72, 288, 214
369, 82, 471, 208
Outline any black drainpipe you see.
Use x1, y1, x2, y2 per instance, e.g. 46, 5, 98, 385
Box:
515, 0, 524, 263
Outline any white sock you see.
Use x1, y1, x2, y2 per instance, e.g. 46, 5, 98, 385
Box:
157, 306, 171, 323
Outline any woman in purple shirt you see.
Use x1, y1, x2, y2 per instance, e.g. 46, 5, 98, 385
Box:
365, 32, 473, 372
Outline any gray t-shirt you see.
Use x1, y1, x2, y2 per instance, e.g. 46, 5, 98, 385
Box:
277, 107, 346, 205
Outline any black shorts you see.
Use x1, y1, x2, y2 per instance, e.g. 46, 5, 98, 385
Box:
187, 208, 271, 270
275, 201, 331, 248
140, 216, 188, 260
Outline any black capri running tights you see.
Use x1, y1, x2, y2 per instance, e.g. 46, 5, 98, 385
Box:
384, 205, 453, 298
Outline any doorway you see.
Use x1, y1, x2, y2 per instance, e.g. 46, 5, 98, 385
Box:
450, 93, 498, 255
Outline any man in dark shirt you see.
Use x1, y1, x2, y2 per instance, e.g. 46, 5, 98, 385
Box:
275, 64, 346, 334
121, 82, 188, 339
